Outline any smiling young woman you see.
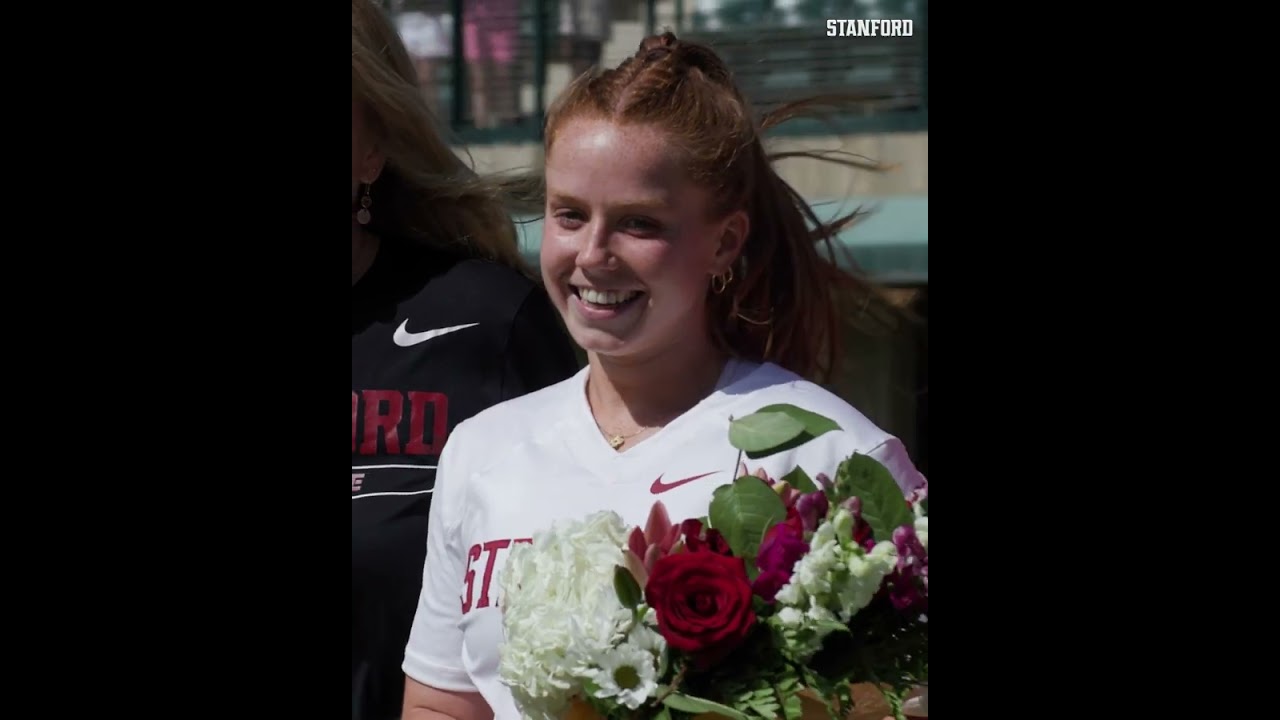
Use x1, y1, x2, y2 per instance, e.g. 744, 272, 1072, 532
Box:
399, 30, 925, 720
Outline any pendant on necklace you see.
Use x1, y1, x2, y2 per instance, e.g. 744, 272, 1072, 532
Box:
608, 435, 625, 450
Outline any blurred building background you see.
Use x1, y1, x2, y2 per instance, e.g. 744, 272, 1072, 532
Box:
382, 0, 928, 475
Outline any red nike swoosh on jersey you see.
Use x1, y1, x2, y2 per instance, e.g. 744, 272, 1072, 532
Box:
650, 471, 719, 494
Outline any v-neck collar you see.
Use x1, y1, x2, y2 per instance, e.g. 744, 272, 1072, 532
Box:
569, 357, 753, 468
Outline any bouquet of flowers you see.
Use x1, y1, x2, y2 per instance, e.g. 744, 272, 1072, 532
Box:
498, 404, 928, 720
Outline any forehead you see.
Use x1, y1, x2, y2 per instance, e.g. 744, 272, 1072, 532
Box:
546, 119, 686, 191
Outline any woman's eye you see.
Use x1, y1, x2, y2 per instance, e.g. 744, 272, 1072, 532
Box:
621, 217, 661, 235
554, 210, 585, 229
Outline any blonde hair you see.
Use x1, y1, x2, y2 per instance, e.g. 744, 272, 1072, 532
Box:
351, 0, 528, 270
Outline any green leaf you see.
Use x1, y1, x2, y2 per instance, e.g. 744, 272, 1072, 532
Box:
656, 645, 671, 679
728, 411, 806, 455
879, 686, 905, 720
662, 693, 751, 720
709, 476, 788, 560
811, 617, 851, 637
780, 467, 818, 494
729, 405, 844, 459
779, 691, 804, 720
835, 454, 915, 544
751, 594, 773, 617
614, 565, 642, 610
755, 404, 841, 440
808, 614, 862, 681
654, 707, 672, 720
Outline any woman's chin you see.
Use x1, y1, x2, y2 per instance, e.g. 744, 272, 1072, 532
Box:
570, 328, 635, 358
567, 313, 646, 356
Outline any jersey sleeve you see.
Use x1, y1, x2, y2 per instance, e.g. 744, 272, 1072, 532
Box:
499, 287, 582, 401
402, 430, 474, 692
787, 432, 926, 502
751, 383, 927, 500
864, 435, 927, 496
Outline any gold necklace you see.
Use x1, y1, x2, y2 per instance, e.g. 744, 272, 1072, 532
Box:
604, 426, 651, 450
592, 359, 737, 450
590, 395, 665, 450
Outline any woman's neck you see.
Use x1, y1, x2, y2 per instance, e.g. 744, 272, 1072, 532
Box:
586, 339, 730, 439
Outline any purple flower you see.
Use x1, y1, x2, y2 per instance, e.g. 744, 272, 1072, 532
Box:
888, 524, 928, 613
796, 491, 829, 533
680, 518, 733, 556
752, 522, 809, 602
840, 497, 876, 550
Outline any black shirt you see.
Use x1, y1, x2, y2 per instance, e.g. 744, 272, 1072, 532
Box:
352, 238, 579, 720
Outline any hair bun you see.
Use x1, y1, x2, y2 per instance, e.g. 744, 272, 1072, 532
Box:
678, 44, 730, 83
636, 31, 678, 63
633, 32, 729, 83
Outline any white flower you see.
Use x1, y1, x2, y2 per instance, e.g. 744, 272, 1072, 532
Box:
587, 640, 661, 709
775, 606, 805, 627
914, 515, 928, 551
627, 616, 666, 656
835, 540, 896, 621
777, 521, 839, 606
498, 511, 644, 720
768, 509, 898, 661
590, 610, 666, 708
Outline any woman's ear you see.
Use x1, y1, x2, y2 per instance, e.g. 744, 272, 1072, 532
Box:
357, 144, 387, 186
352, 100, 388, 185
712, 209, 749, 272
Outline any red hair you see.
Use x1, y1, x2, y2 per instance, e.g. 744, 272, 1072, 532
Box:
543, 32, 900, 383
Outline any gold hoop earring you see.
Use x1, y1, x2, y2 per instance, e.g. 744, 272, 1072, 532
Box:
356, 184, 373, 225
710, 267, 734, 294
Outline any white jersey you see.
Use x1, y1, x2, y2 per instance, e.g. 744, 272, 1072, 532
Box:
403, 359, 926, 719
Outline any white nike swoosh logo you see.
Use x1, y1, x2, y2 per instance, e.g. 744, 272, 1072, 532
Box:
393, 321, 479, 347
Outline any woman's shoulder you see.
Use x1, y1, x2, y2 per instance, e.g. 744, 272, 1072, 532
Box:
725, 362, 883, 436
723, 362, 926, 494
388, 244, 557, 346
446, 365, 586, 459
368, 240, 538, 314
431, 253, 542, 318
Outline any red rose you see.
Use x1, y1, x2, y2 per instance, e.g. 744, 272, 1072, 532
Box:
679, 518, 733, 556
644, 549, 756, 666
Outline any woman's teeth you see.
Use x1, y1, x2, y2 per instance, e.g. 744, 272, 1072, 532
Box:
578, 288, 640, 306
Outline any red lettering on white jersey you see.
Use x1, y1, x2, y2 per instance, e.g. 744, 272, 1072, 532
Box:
460, 537, 533, 613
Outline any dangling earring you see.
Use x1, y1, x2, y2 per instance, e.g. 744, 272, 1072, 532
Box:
356, 184, 372, 225
710, 267, 734, 294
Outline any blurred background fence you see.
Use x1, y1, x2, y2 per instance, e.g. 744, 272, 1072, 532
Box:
382, 0, 926, 141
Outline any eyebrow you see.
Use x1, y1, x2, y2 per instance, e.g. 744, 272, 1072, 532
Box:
547, 191, 669, 213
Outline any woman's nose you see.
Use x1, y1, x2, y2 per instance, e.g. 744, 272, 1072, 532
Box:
574, 222, 614, 270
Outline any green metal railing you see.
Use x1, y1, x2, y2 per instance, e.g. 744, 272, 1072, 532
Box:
380, 0, 927, 143
666, 0, 927, 137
